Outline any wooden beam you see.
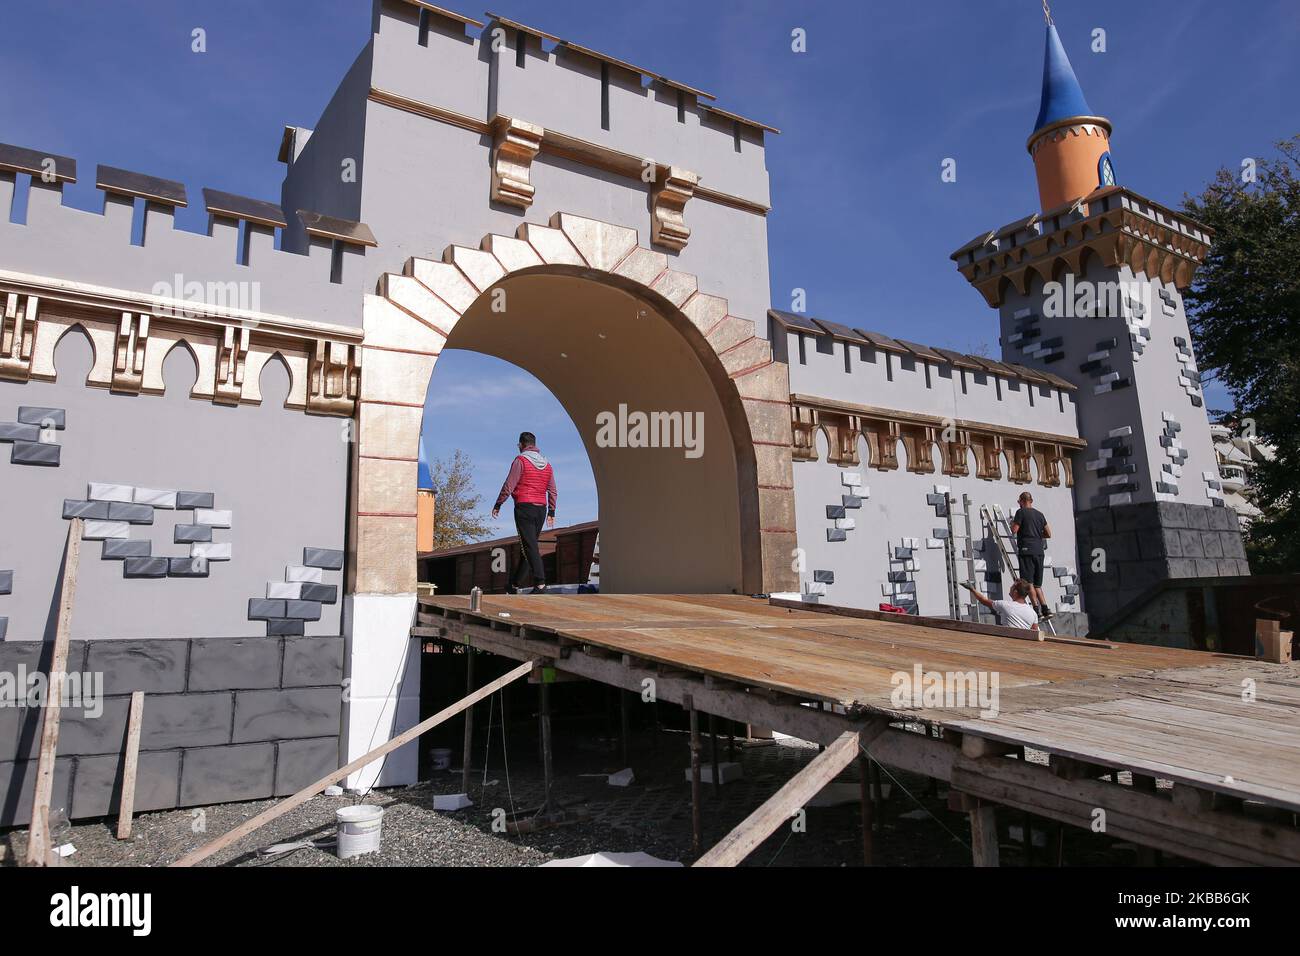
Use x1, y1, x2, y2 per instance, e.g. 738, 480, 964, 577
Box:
172, 659, 536, 867
969, 804, 1000, 867
116, 691, 145, 840
25, 518, 82, 866
695, 731, 861, 867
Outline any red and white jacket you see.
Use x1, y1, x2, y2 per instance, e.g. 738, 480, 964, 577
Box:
494, 446, 557, 516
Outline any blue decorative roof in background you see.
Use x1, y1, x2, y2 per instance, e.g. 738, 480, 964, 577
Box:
417, 433, 433, 489
1033, 23, 1095, 135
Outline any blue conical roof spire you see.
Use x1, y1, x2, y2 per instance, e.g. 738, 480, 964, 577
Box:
417, 433, 433, 489
1032, 23, 1097, 135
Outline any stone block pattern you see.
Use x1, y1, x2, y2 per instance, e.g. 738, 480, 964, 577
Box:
2, 404, 65, 468
0, 634, 343, 825
1075, 500, 1249, 629
245, 545, 343, 636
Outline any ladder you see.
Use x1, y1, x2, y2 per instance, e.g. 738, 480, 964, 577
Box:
941, 493, 980, 623
980, 504, 1056, 636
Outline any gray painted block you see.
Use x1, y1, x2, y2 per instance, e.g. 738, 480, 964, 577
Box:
53, 696, 132, 756
0, 757, 74, 827
249, 598, 286, 621
168, 557, 210, 578
174, 523, 213, 543
17, 406, 65, 429
267, 619, 305, 636
285, 600, 323, 621
812, 570, 835, 584
826, 529, 846, 542
141, 692, 234, 749
176, 491, 215, 509
233, 687, 342, 742
11, 441, 60, 466
0, 569, 10, 594
102, 538, 151, 559
283, 636, 345, 687
189, 637, 283, 691
841, 494, 862, 509
299, 582, 338, 604
275, 736, 340, 796
124, 556, 169, 578
71, 750, 181, 818
0, 616, 7, 639
108, 501, 154, 524
0, 422, 40, 442
303, 547, 344, 570
63, 498, 111, 519
87, 640, 188, 694
825, 505, 845, 519
179, 743, 275, 805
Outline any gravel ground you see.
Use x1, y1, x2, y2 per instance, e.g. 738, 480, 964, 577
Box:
0, 729, 1171, 868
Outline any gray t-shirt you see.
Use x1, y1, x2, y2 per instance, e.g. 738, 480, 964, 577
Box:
1012, 506, 1047, 556
992, 599, 1039, 630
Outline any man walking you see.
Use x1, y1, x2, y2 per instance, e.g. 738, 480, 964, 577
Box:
962, 579, 1040, 631
492, 431, 557, 593
1009, 491, 1053, 620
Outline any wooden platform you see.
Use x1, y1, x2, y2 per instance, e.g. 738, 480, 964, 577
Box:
417, 592, 1300, 864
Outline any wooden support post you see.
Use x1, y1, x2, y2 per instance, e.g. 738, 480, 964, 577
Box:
868, 758, 883, 833
26, 518, 82, 866
695, 731, 861, 867
540, 679, 554, 815
709, 712, 720, 798
172, 659, 536, 867
969, 804, 1000, 867
686, 694, 702, 856
461, 648, 475, 794
116, 691, 145, 841
858, 752, 874, 866
619, 689, 630, 768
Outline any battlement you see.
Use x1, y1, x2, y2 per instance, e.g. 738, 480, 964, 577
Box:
362, 0, 772, 209
0, 144, 375, 328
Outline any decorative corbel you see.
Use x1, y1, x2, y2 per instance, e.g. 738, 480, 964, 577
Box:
0, 292, 38, 382
111, 311, 150, 394
1005, 436, 1033, 484
898, 423, 936, 474
791, 403, 818, 461
214, 324, 251, 405
307, 338, 361, 416
968, 431, 1002, 481
490, 116, 544, 209
821, 411, 860, 466
940, 430, 970, 477
650, 165, 698, 251
861, 418, 899, 471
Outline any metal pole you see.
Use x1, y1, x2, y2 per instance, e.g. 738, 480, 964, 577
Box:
858, 753, 874, 866
709, 712, 720, 797
461, 648, 475, 794
686, 694, 702, 856
540, 679, 554, 816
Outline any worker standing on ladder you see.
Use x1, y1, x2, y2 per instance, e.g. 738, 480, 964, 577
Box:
1010, 491, 1053, 621
492, 431, 558, 594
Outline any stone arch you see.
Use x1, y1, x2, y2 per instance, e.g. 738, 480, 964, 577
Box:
350, 211, 796, 597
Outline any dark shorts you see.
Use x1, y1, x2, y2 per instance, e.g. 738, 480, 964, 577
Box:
1018, 552, 1045, 587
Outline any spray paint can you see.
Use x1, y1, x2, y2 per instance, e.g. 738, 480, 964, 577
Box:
469, 586, 482, 612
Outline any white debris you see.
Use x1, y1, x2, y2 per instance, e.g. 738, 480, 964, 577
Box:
541, 852, 682, 868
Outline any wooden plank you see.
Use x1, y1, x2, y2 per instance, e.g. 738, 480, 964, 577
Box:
171, 659, 536, 867
116, 691, 145, 840
695, 731, 862, 866
969, 805, 999, 867
25, 518, 82, 866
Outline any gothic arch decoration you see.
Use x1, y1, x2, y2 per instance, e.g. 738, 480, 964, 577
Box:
350, 210, 797, 596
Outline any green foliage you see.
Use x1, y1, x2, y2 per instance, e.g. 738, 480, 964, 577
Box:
428, 448, 491, 551
1182, 136, 1300, 572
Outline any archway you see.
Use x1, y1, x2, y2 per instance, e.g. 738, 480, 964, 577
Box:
349, 211, 797, 599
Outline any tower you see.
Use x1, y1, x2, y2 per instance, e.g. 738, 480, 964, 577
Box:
951, 17, 1249, 629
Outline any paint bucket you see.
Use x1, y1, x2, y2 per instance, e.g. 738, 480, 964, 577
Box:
430, 747, 453, 770
335, 805, 384, 860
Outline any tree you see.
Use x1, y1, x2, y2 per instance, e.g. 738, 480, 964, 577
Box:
427, 449, 491, 551
1182, 136, 1300, 572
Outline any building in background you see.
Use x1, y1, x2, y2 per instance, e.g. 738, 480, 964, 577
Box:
1209, 419, 1275, 525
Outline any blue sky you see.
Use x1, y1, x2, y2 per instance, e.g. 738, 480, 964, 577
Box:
4, 0, 1296, 536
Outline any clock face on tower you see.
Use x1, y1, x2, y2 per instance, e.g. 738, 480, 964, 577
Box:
1099, 152, 1116, 187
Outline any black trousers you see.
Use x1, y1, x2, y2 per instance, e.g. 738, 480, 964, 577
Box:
512, 502, 547, 587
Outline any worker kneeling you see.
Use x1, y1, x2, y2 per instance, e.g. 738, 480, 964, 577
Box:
962, 578, 1040, 631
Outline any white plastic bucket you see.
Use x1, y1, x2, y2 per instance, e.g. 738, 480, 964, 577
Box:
430, 747, 453, 770
336, 805, 384, 860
